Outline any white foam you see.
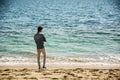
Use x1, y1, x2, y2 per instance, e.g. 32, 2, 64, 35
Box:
0, 54, 120, 68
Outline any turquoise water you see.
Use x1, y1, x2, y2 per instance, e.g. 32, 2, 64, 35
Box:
0, 0, 120, 56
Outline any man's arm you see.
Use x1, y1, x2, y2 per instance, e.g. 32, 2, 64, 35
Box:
42, 34, 46, 42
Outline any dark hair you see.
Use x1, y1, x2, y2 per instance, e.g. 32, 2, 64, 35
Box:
38, 26, 43, 32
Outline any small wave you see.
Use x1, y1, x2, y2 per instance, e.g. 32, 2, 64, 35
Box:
0, 54, 120, 66
114, 34, 120, 36
112, 38, 120, 43
83, 20, 101, 25
0, 26, 12, 30
96, 32, 111, 35
0, 55, 36, 66
46, 56, 86, 62
111, 29, 120, 32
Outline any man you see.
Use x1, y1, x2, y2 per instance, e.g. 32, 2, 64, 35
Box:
34, 26, 46, 70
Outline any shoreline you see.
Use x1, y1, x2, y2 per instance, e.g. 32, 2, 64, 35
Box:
0, 54, 120, 69
0, 54, 120, 80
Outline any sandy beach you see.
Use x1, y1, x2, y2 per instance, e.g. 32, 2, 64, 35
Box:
0, 54, 120, 80
0, 65, 120, 80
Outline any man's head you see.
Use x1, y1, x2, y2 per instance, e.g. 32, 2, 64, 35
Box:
38, 26, 43, 32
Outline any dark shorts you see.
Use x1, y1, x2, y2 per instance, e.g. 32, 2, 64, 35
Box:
37, 44, 44, 49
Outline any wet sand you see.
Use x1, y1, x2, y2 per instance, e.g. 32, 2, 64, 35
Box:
0, 66, 120, 80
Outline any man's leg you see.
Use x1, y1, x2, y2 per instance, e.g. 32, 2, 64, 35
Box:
37, 49, 41, 70
41, 48, 46, 68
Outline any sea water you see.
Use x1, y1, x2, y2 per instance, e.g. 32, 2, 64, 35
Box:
0, 0, 120, 65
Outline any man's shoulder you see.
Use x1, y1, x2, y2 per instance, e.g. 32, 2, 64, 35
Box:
34, 33, 39, 38
34, 32, 39, 35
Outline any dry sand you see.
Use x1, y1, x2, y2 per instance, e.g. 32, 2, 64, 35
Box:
0, 66, 120, 80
